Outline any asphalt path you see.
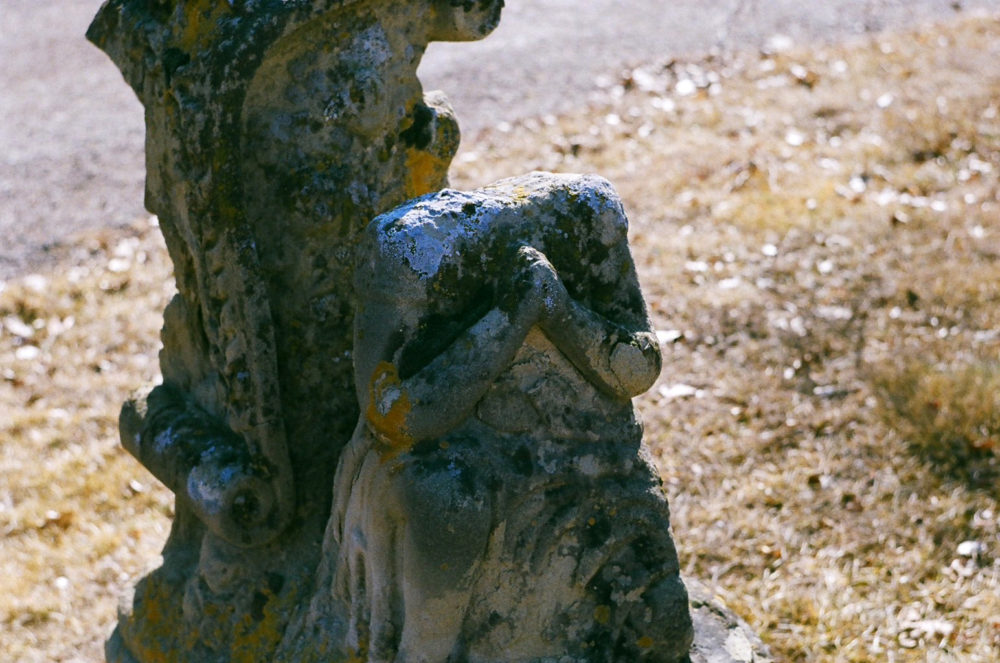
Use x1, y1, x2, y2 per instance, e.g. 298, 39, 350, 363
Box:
2, 0, 997, 280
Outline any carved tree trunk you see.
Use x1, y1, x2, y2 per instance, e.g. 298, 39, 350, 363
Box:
88, 1, 501, 659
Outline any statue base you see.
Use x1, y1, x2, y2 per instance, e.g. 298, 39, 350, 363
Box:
106, 577, 771, 663
686, 578, 773, 663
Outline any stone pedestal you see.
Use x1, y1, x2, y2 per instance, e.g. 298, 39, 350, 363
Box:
687, 580, 773, 663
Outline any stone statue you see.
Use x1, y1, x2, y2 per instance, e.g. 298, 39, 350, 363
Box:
88, 0, 504, 659
276, 172, 693, 661
90, 1, 772, 661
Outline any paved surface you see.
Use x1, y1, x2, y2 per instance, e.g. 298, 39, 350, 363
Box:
2, 0, 997, 280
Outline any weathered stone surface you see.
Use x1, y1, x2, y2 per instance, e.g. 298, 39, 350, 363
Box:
88, 0, 502, 660
686, 579, 773, 663
274, 172, 694, 661
90, 1, 771, 660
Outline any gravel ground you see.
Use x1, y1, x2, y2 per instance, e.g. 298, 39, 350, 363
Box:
2, 0, 997, 280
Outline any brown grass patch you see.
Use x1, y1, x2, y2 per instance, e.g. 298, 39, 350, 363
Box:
872, 360, 1000, 484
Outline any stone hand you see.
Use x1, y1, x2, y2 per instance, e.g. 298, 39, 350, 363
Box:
514, 244, 570, 323
508, 245, 661, 399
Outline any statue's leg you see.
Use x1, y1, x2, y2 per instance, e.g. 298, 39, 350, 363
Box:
331, 433, 496, 662
394, 441, 495, 662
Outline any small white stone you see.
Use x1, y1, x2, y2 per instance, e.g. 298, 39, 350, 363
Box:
876, 93, 895, 109
3, 316, 35, 339
784, 129, 806, 147
658, 383, 701, 401
108, 257, 131, 273
957, 540, 985, 557
675, 79, 697, 97
764, 34, 794, 54
15, 345, 40, 360
718, 277, 741, 290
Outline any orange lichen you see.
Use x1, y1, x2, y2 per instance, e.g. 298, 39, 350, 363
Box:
119, 575, 198, 663
231, 586, 294, 663
366, 361, 415, 459
405, 147, 448, 199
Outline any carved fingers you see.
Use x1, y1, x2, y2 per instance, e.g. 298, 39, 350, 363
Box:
513, 244, 570, 324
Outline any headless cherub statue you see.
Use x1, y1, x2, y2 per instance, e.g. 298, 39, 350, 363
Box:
284, 172, 693, 662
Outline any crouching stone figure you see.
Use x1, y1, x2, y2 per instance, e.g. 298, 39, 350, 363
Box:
277, 172, 694, 662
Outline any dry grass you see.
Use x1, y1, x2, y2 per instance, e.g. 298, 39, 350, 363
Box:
874, 361, 1000, 480
1, 227, 175, 662
3, 12, 1000, 662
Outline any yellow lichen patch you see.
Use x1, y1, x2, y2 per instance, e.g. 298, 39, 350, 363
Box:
593, 604, 611, 625
346, 638, 369, 663
594, 605, 611, 625
637, 635, 655, 649
231, 588, 293, 663
366, 361, 415, 459
121, 575, 196, 663
405, 147, 448, 199
177, 0, 234, 54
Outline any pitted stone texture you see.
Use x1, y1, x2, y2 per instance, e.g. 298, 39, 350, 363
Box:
275, 173, 694, 662
88, 0, 502, 660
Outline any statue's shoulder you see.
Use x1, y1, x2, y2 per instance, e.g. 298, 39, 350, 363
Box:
356, 172, 631, 291
361, 188, 497, 280
483, 172, 630, 242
